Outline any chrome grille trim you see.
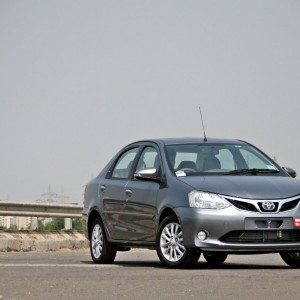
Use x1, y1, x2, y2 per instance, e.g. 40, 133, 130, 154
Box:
221, 194, 300, 214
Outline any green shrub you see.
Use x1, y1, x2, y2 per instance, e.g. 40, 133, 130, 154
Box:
72, 218, 83, 231
44, 218, 64, 231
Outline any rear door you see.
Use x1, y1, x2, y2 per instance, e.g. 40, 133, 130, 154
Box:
100, 147, 139, 240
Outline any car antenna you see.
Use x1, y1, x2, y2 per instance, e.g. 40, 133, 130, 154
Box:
198, 106, 207, 142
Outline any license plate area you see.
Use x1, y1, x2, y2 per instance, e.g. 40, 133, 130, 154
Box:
245, 217, 293, 230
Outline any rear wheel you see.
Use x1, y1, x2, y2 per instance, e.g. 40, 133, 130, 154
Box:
156, 216, 200, 268
280, 251, 300, 267
90, 217, 116, 264
203, 252, 228, 265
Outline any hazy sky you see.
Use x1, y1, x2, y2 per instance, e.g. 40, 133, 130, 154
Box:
1, 1, 300, 202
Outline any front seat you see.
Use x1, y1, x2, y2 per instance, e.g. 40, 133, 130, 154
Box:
176, 161, 197, 171
202, 155, 221, 171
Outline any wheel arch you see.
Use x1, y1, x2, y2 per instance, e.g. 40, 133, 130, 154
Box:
158, 207, 179, 224
87, 209, 101, 239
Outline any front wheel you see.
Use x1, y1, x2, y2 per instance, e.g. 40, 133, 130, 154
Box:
203, 252, 228, 265
280, 251, 300, 268
90, 217, 116, 264
156, 216, 200, 268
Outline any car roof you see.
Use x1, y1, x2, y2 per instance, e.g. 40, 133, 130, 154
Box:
131, 137, 248, 146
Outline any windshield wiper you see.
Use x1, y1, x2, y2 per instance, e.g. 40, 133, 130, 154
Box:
223, 168, 280, 175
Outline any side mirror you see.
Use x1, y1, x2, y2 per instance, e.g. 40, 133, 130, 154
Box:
134, 168, 160, 182
282, 167, 297, 178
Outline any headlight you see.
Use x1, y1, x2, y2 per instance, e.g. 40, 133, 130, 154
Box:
188, 191, 231, 209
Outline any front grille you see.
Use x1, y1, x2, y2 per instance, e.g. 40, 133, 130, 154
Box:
224, 196, 300, 214
280, 199, 300, 212
226, 199, 258, 212
258, 202, 279, 213
220, 230, 300, 243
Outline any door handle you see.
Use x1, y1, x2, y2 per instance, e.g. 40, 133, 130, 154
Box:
125, 189, 133, 197
100, 185, 106, 193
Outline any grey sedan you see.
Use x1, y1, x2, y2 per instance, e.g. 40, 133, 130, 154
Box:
82, 138, 300, 268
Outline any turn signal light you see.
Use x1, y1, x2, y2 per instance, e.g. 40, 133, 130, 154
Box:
293, 218, 300, 227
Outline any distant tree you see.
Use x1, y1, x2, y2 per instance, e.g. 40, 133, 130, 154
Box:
38, 219, 45, 231
44, 218, 64, 231
8, 225, 17, 231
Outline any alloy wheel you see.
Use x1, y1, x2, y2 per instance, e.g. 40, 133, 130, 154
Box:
160, 222, 186, 262
91, 224, 103, 259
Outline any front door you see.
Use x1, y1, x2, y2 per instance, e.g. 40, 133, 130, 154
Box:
122, 146, 161, 241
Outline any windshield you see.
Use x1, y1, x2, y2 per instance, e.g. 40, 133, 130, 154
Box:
165, 143, 284, 176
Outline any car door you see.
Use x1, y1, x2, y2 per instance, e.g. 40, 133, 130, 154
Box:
100, 147, 139, 240
122, 145, 161, 241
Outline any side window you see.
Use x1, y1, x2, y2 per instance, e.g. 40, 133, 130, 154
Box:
135, 147, 160, 172
111, 148, 139, 179
239, 148, 267, 169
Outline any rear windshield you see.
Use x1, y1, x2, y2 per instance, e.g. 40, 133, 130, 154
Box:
165, 143, 283, 176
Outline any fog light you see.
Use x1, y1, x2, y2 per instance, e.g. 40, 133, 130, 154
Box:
197, 231, 207, 241
293, 218, 300, 227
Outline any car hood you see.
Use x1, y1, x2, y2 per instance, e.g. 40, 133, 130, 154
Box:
177, 175, 300, 200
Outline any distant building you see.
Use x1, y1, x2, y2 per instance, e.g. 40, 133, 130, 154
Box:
0, 216, 10, 228
0, 216, 33, 230
11, 216, 17, 227
17, 216, 31, 230
0, 216, 17, 229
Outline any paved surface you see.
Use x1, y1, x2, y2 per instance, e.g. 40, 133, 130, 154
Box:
0, 249, 300, 299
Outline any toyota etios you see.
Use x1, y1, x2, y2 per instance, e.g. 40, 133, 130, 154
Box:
82, 138, 300, 268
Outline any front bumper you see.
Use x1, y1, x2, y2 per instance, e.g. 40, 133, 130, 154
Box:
174, 206, 300, 253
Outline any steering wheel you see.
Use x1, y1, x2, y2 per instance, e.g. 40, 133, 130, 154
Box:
179, 168, 197, 173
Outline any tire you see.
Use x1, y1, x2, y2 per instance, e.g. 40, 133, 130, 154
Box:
203, 252, 228, 265
156, 216, 201, 268
90, 217, 117, 264
280, 251, 300, 268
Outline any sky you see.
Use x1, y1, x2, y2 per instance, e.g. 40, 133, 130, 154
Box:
0, 0, 300, 202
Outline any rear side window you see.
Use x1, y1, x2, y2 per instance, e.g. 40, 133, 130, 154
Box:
111, 148, 139, 179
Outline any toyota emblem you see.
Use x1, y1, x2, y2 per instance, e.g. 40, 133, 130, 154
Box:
262, 201, 276, 211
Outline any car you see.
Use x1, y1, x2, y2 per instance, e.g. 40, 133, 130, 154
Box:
82, 137, 300, 268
